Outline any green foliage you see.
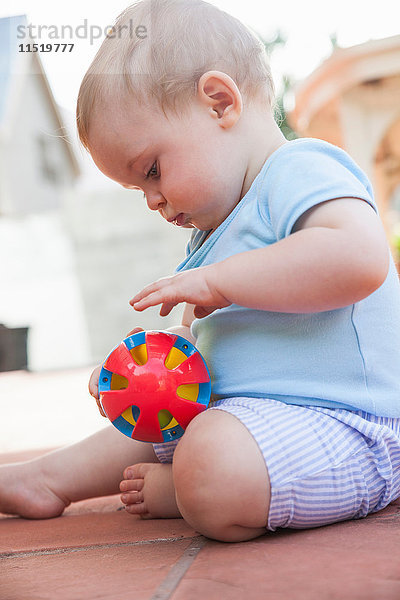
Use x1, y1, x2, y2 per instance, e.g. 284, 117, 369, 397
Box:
329, 32, 339, 49
392, 231, 400, 261
262, 30, 286, 55
259, 29, 341, 140
274, 75, 298, 141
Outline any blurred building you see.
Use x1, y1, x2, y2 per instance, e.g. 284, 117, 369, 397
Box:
289, 35, 400, 259
0, 14, 90, 371
0, 15, 188, 371
0, 15, 80, 215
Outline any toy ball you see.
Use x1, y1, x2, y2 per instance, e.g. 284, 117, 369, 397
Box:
98, 330, 211, 443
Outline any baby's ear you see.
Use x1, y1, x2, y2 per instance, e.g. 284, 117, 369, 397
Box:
197, 70, 242, 128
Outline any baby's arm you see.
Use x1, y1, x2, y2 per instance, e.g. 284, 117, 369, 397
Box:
210, 197, 389, 313
165, 303, 196, 344
131, 198, 389, 316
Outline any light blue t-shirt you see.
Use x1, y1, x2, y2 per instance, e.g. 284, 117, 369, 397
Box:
175, 138, 400, 417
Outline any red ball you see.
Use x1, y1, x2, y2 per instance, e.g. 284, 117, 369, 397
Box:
98, 330, 211, 443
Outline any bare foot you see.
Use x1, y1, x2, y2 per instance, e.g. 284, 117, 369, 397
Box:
0, 460, 70, 519
119, 463, 181, 519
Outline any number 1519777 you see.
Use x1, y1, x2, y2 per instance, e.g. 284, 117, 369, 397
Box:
19, 43, 74, 52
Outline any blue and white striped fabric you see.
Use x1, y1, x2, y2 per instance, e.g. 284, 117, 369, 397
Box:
153, 397, 400, 531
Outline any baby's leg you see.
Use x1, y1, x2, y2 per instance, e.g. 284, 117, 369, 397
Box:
120, 410, 271, 541
173, 409, 271, 541
0, 425, 158, 519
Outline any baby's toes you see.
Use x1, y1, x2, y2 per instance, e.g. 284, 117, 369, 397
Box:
120, 478, 144, 493
123, 464, 146, 480
121, 490, 143, 506
124, 500, 149, 516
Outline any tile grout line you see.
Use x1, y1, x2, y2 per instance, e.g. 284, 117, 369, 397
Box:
149, 536, 208, 600
0, 535, 194, 560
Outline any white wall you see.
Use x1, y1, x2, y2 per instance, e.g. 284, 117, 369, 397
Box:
1, 69, 74, 216
0, 88, 192, 370
0, 212, 91, 370
64, 184, 190, 363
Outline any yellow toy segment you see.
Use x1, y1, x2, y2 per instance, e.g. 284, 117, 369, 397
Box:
121, 407, 179, 431
176, 383, 199, 402
130, 344, 148, 365
165, 347, 187, 369
122, 406, 137, 425
111, 373, 129, 390
158, 409, 175, 429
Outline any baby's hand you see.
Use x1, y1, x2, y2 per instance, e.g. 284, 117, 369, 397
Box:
130, 266, 231, 318
88, 365, 105, 416
88, 327, 144, 417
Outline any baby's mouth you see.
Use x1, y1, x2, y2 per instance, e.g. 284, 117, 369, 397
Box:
169, 213, 185, 227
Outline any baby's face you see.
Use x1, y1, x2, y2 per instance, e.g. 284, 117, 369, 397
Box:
88, 98, 248, 232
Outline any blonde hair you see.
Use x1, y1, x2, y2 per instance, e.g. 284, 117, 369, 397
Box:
77, 0, 275, 150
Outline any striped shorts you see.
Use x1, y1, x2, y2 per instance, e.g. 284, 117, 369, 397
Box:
153, 397, 400, 531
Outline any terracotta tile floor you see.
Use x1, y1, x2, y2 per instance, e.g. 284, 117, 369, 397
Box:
2, 449, 400, 600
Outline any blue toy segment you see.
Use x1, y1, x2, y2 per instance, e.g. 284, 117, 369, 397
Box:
98, 366, 113, 414
124, 331, 146, 350
172, 334, 197, 358
131, 405, 140, 421
197, 381, 212, 406
161, 424, 185, 442
113, 415, 135, 438
99, 367, 113, 390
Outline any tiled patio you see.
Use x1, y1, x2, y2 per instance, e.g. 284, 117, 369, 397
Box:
1, 370, 400, 599
2, 448, 400, 599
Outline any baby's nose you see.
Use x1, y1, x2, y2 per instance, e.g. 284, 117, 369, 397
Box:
145, 190, 165, 211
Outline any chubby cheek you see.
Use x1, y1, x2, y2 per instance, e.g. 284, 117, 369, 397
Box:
165, 148, 241, 220
194, 152, 227, 192
197, 149, 242, 200
179, 174, 217, 209
171, 160, 216, 200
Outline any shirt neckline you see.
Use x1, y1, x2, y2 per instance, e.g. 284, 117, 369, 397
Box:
190, 140, 295, 254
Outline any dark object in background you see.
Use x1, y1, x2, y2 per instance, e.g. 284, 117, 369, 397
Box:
0, 324, 29, 371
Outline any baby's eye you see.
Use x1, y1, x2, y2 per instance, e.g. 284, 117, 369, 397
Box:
146, 162, 158, 179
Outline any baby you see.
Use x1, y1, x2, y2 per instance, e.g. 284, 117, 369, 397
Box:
2, 0, 400, 543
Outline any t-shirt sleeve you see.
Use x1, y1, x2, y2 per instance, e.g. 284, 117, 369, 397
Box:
261, 141, 377, 242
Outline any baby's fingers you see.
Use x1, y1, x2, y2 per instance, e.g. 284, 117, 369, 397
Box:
88, 365, 108, 418
132, 289, 176, 312
130, 282, 161, 306
97, 396, 107, 418
159, 301, 177, 317
193, 305, 218, 318
125, 326, 145, 337
88, 365, 101, 400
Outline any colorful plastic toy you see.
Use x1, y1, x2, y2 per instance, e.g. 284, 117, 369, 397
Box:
98, 330, 211, 443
